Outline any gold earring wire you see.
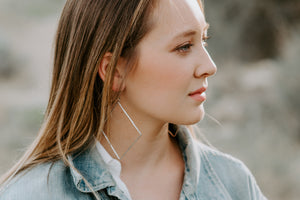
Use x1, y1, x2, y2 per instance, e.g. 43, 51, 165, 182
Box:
168, 130, 178, 137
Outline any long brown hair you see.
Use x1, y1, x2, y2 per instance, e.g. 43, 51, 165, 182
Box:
0, 0, 205, 190
0, 0, 157, 186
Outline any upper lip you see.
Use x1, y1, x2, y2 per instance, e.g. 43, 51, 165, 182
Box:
189, 87, 207, 96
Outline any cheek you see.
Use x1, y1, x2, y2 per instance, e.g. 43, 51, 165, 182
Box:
131, 53, 191, 100
122, 51, 195, 123
121, 35, 208, 124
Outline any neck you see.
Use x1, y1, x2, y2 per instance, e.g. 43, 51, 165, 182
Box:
99, 101, 179, 170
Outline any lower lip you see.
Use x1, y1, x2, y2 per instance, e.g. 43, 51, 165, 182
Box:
189, 92, 206, 102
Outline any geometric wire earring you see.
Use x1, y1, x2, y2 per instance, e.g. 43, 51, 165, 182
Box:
101, 100, 142, 160
168, 130, 178, 137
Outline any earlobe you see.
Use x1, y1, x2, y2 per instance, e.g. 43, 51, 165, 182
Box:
112, 72, 125, 92
98, 52, 126, 92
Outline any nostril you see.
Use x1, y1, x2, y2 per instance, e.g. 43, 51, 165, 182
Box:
194, 64, 217, 78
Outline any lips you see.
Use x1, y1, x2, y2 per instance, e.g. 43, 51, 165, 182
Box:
188, 87, 207, 102
189, 87, 207, 96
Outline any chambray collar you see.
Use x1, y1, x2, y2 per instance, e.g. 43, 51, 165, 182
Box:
67, 144, 115, 193
68, 125, 201, 194
177, 126, 201, 199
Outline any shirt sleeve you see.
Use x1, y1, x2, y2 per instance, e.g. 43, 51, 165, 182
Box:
246, 169, 268, 200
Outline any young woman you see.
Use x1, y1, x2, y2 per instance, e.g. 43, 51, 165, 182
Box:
0, 0, 267, 199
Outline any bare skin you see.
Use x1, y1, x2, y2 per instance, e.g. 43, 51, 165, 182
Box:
101, 106, 185, 200
99, 0, 216, 199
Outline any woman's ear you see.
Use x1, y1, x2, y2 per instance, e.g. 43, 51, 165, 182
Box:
98, 52, 126, 91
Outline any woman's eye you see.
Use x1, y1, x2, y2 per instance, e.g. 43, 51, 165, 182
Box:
175, 43, 194, 53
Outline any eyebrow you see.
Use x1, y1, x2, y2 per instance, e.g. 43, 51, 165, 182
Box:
172, 23, 210, 40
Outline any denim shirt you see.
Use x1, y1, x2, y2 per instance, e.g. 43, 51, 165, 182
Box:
0, 126, 267, 200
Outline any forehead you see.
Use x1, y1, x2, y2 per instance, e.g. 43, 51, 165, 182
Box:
150, 0, 206, 36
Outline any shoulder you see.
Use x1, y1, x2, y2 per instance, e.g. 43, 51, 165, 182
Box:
0, 161, 87, 200
194, 141, 267, 200
195, 141, 250, 177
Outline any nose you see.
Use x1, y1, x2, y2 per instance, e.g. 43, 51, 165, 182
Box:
194, 48, 217, 78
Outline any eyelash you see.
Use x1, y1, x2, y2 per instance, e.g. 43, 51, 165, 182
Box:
175, 35, 211, 54
176, 42, 194, 53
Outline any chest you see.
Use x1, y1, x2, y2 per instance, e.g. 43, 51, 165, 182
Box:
121, 165, 184, 200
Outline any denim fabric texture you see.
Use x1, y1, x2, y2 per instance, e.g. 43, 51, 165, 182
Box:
0, 126, 267, 200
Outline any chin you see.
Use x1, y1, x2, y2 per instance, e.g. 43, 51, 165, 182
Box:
186, 113, 205, 125
177, 106, 205, 125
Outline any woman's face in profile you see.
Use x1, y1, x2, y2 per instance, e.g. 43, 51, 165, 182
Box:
121, 0, 217, 125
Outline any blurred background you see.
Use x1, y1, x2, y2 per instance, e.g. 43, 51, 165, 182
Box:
0, 0, 299, 199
